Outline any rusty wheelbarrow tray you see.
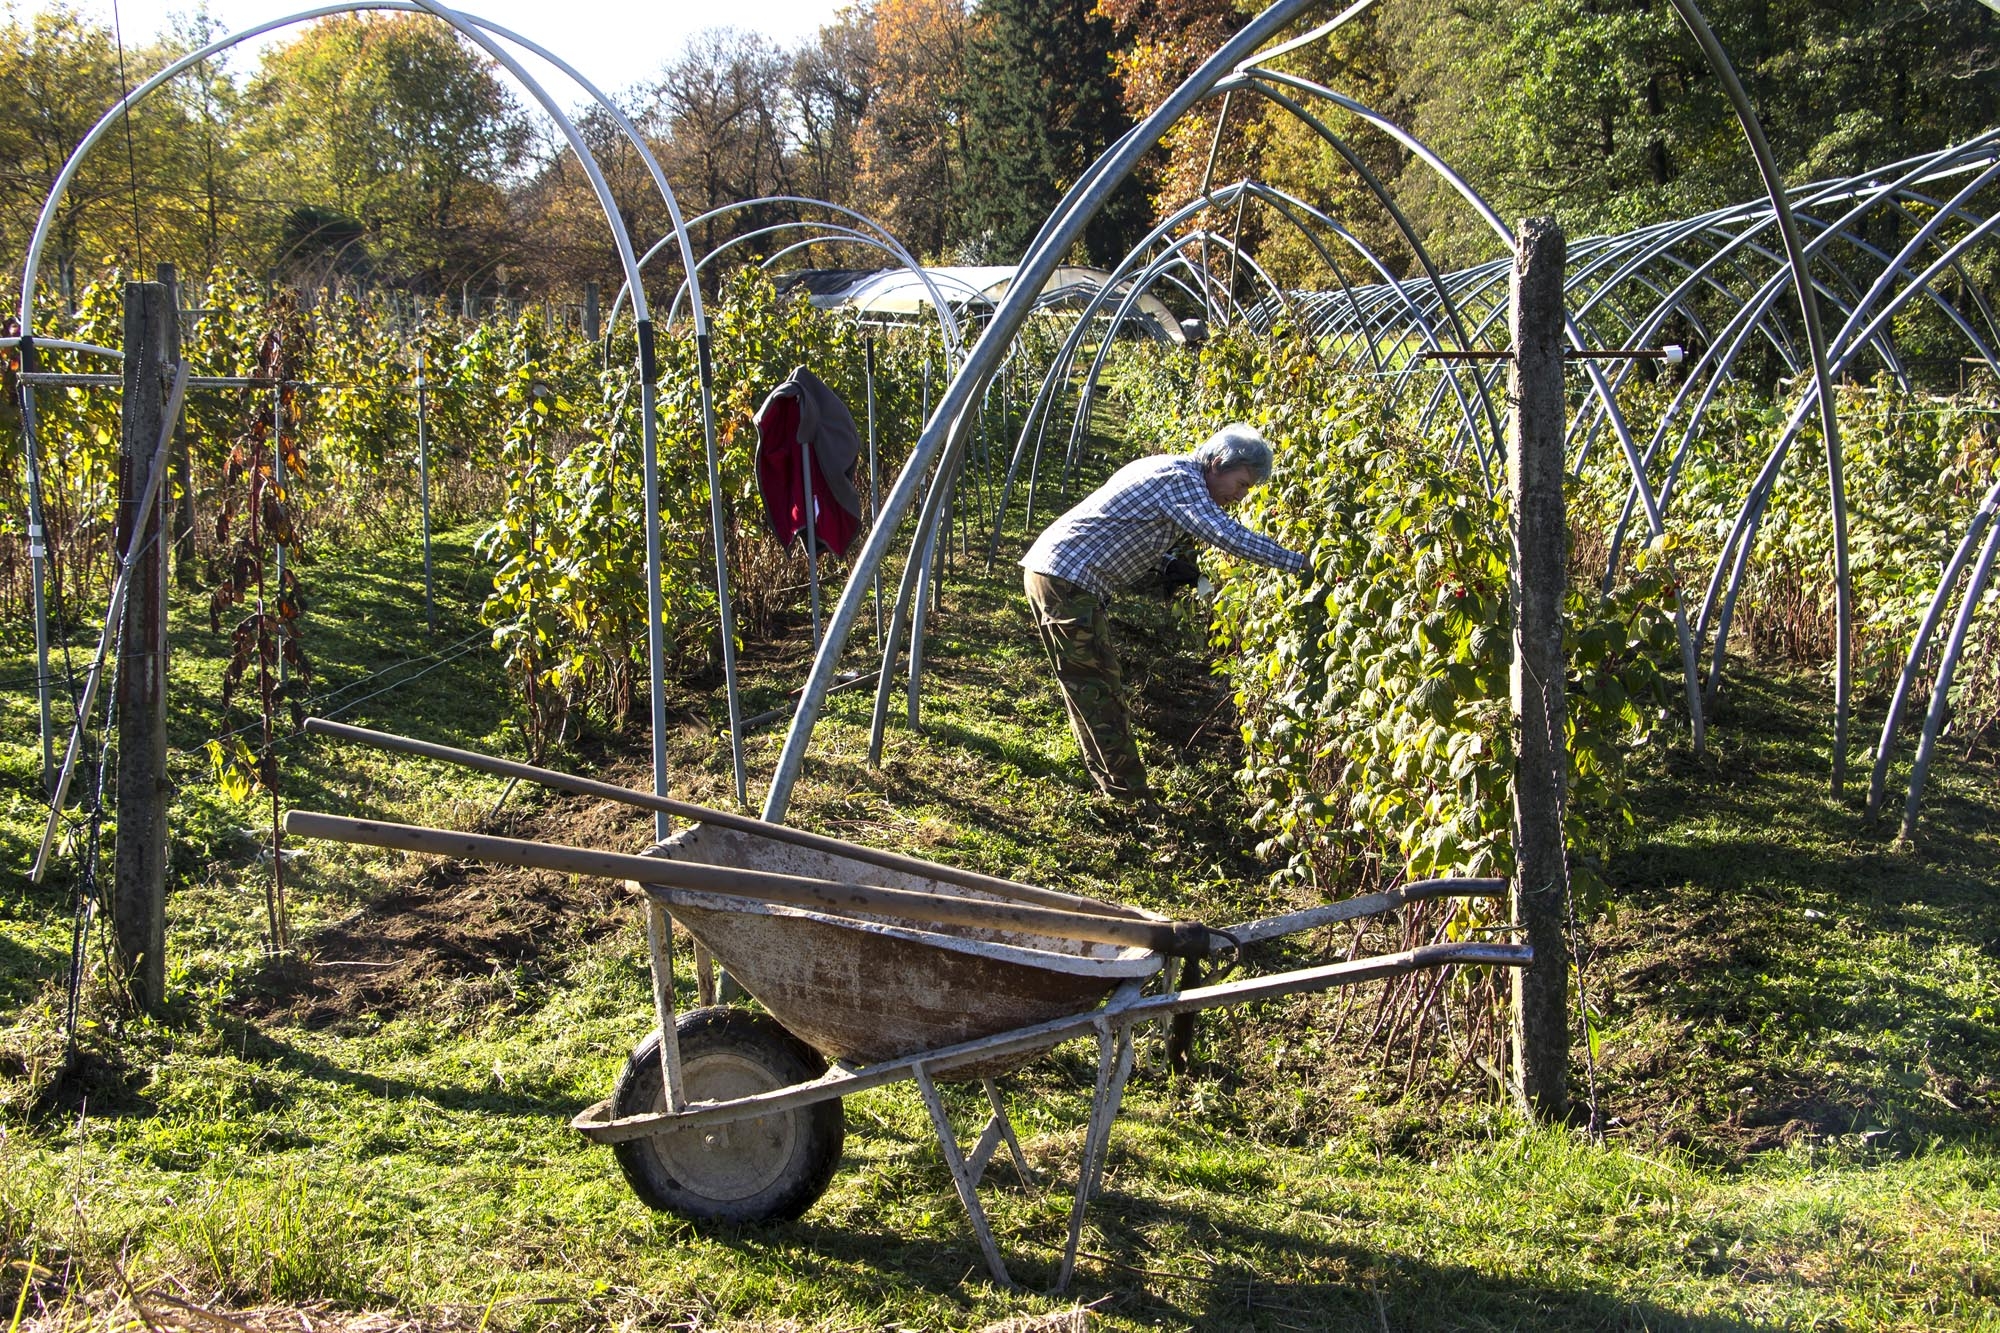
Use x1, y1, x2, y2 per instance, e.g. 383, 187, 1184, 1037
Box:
288, 721, 1531, 1291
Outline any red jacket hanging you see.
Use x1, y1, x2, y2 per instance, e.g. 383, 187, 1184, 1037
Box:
754, 366, 864, 558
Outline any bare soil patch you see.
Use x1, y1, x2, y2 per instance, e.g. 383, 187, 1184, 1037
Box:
239, 742, 658, 1031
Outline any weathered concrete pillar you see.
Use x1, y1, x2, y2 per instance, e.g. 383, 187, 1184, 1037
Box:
114, 281, 172, 1012
1508, 216, 1570, 1123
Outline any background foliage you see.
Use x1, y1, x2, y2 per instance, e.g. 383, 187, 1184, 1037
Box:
8, 1, 1995, 298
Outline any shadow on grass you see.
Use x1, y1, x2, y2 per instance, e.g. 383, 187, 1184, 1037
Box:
0, 929, 63, 1013
725, 1190, 1779, 1332
914, 717, 1078, 785
1601, 666, 2000, 1156
220, 1017, 587, 1122
165, 525, 510, 764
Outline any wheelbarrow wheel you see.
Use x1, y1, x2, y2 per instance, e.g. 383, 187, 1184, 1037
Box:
611, 1006, 844, 1224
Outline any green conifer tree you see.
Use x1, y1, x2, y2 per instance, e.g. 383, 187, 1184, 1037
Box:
961, 0, 1150, 267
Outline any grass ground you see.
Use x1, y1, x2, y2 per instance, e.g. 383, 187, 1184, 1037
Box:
2, 486, 1998, 1331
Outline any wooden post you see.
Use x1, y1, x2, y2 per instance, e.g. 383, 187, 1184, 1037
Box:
583, 282, 600, 342
160, 264, 198, 590
114, 281, 172, 1013
1509, 216, 1570, 1122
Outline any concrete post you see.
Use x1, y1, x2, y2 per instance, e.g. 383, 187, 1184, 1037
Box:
114, 281, 172, 1013
584, 282, 601, 342
1508, 216, 1570, 1122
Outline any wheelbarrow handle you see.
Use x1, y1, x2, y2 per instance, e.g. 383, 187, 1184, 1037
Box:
284, 810, 1225, 959
301, 717, 1151, 922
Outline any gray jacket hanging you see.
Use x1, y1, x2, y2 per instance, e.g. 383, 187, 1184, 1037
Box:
754, 365, 866, 557
782, 365, 863, 521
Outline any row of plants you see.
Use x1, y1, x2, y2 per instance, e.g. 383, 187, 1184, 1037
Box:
1096, 327, 1997, 1098
1112, 329, 2000, 906
3, 267, 1008, 749
470, 269, 967, 745
2, 269, 503, 620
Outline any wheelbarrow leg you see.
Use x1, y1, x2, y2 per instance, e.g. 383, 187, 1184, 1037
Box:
1166, 957, 1201, 1075
988, 1080, 1040, 1184
964, 1081, 1038, 1191
644, 901, 686, 1110
914, 1063, 1014, 1289
1057, 1019, 1137, 1292
692, 938, 717, 1007
687, 938, 745, 1006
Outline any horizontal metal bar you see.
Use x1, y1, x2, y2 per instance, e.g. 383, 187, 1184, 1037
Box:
305, 717, 1146, 920
18, 372, 419, 391
284, 809, 1210, 954
1412, 347, 1682, 363
1, 336, 121, 358
20, 372, 127, 387
1143, 940, 1530, 1017
570, 940, 1531, 1141
1224, 876, 1508, 945
1564, 346, 1683, 360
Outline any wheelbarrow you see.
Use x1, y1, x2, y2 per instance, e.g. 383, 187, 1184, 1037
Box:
289, 720, 1532, 1290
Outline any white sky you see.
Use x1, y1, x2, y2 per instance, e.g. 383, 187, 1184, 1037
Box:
33, 0, 851, 101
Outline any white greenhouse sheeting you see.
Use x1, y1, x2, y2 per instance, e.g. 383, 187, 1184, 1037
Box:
783, 264, 1186, 344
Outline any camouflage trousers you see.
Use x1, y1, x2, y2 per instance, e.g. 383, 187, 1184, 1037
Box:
1023, 569, 1147, 800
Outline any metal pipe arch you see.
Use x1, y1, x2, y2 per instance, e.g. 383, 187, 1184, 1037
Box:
1217, 75, 1512, 471
1663, 0, 1852, 787
762, 0, 1343, 823
1060, 228, 1294, 495
1224, 67, 1707, 743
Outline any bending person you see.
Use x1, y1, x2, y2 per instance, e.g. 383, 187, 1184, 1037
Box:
1021, 423, 1305, 803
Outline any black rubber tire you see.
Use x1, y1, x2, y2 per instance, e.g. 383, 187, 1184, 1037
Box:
610, 1006, 844, 1224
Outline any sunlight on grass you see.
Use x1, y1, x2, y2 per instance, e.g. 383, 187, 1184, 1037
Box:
3, 512, 1999, 1329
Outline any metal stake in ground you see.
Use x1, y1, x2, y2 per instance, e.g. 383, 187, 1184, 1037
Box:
18, 335, 56, 791
1508, 216, 1570, 1122
113, 280, 172, 1013
416, 346, 436, 636
160, 263, 198, 591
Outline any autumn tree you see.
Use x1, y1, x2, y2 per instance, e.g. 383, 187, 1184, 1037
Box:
1237, 8, 1413, 289
639, 28, 795, 259
852, 0, 970, 261
0, 4, 250, 289
512, 103, 683, 298
244, 13, 528, 290
792, 7, 877, 213
1099, 0, 1245, 213
153, 11, 254, 277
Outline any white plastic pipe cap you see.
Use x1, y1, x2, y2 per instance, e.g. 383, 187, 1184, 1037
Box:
1663, 344, 1685, 365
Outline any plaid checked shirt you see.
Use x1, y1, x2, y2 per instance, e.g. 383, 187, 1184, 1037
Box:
1022, 453, 1306, 601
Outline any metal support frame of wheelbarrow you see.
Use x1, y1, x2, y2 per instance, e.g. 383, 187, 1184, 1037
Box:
286, 721, 1533, 1291
576, 877, 1528, 1291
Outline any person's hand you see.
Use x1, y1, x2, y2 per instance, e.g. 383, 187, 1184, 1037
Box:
1299, 555, 1339, 589
1159, 555, 1200, 599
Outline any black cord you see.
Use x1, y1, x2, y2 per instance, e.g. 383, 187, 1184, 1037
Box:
108, 0, 146, 271
61, 802, 102, 1066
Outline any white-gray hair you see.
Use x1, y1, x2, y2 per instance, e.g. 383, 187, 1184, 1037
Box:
1191, 423, 1275, 481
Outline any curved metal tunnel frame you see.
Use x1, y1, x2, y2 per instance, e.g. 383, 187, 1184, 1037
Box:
14, 0, 1999, 840
758, 0, 2000, 835
13, 0, 725, 829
